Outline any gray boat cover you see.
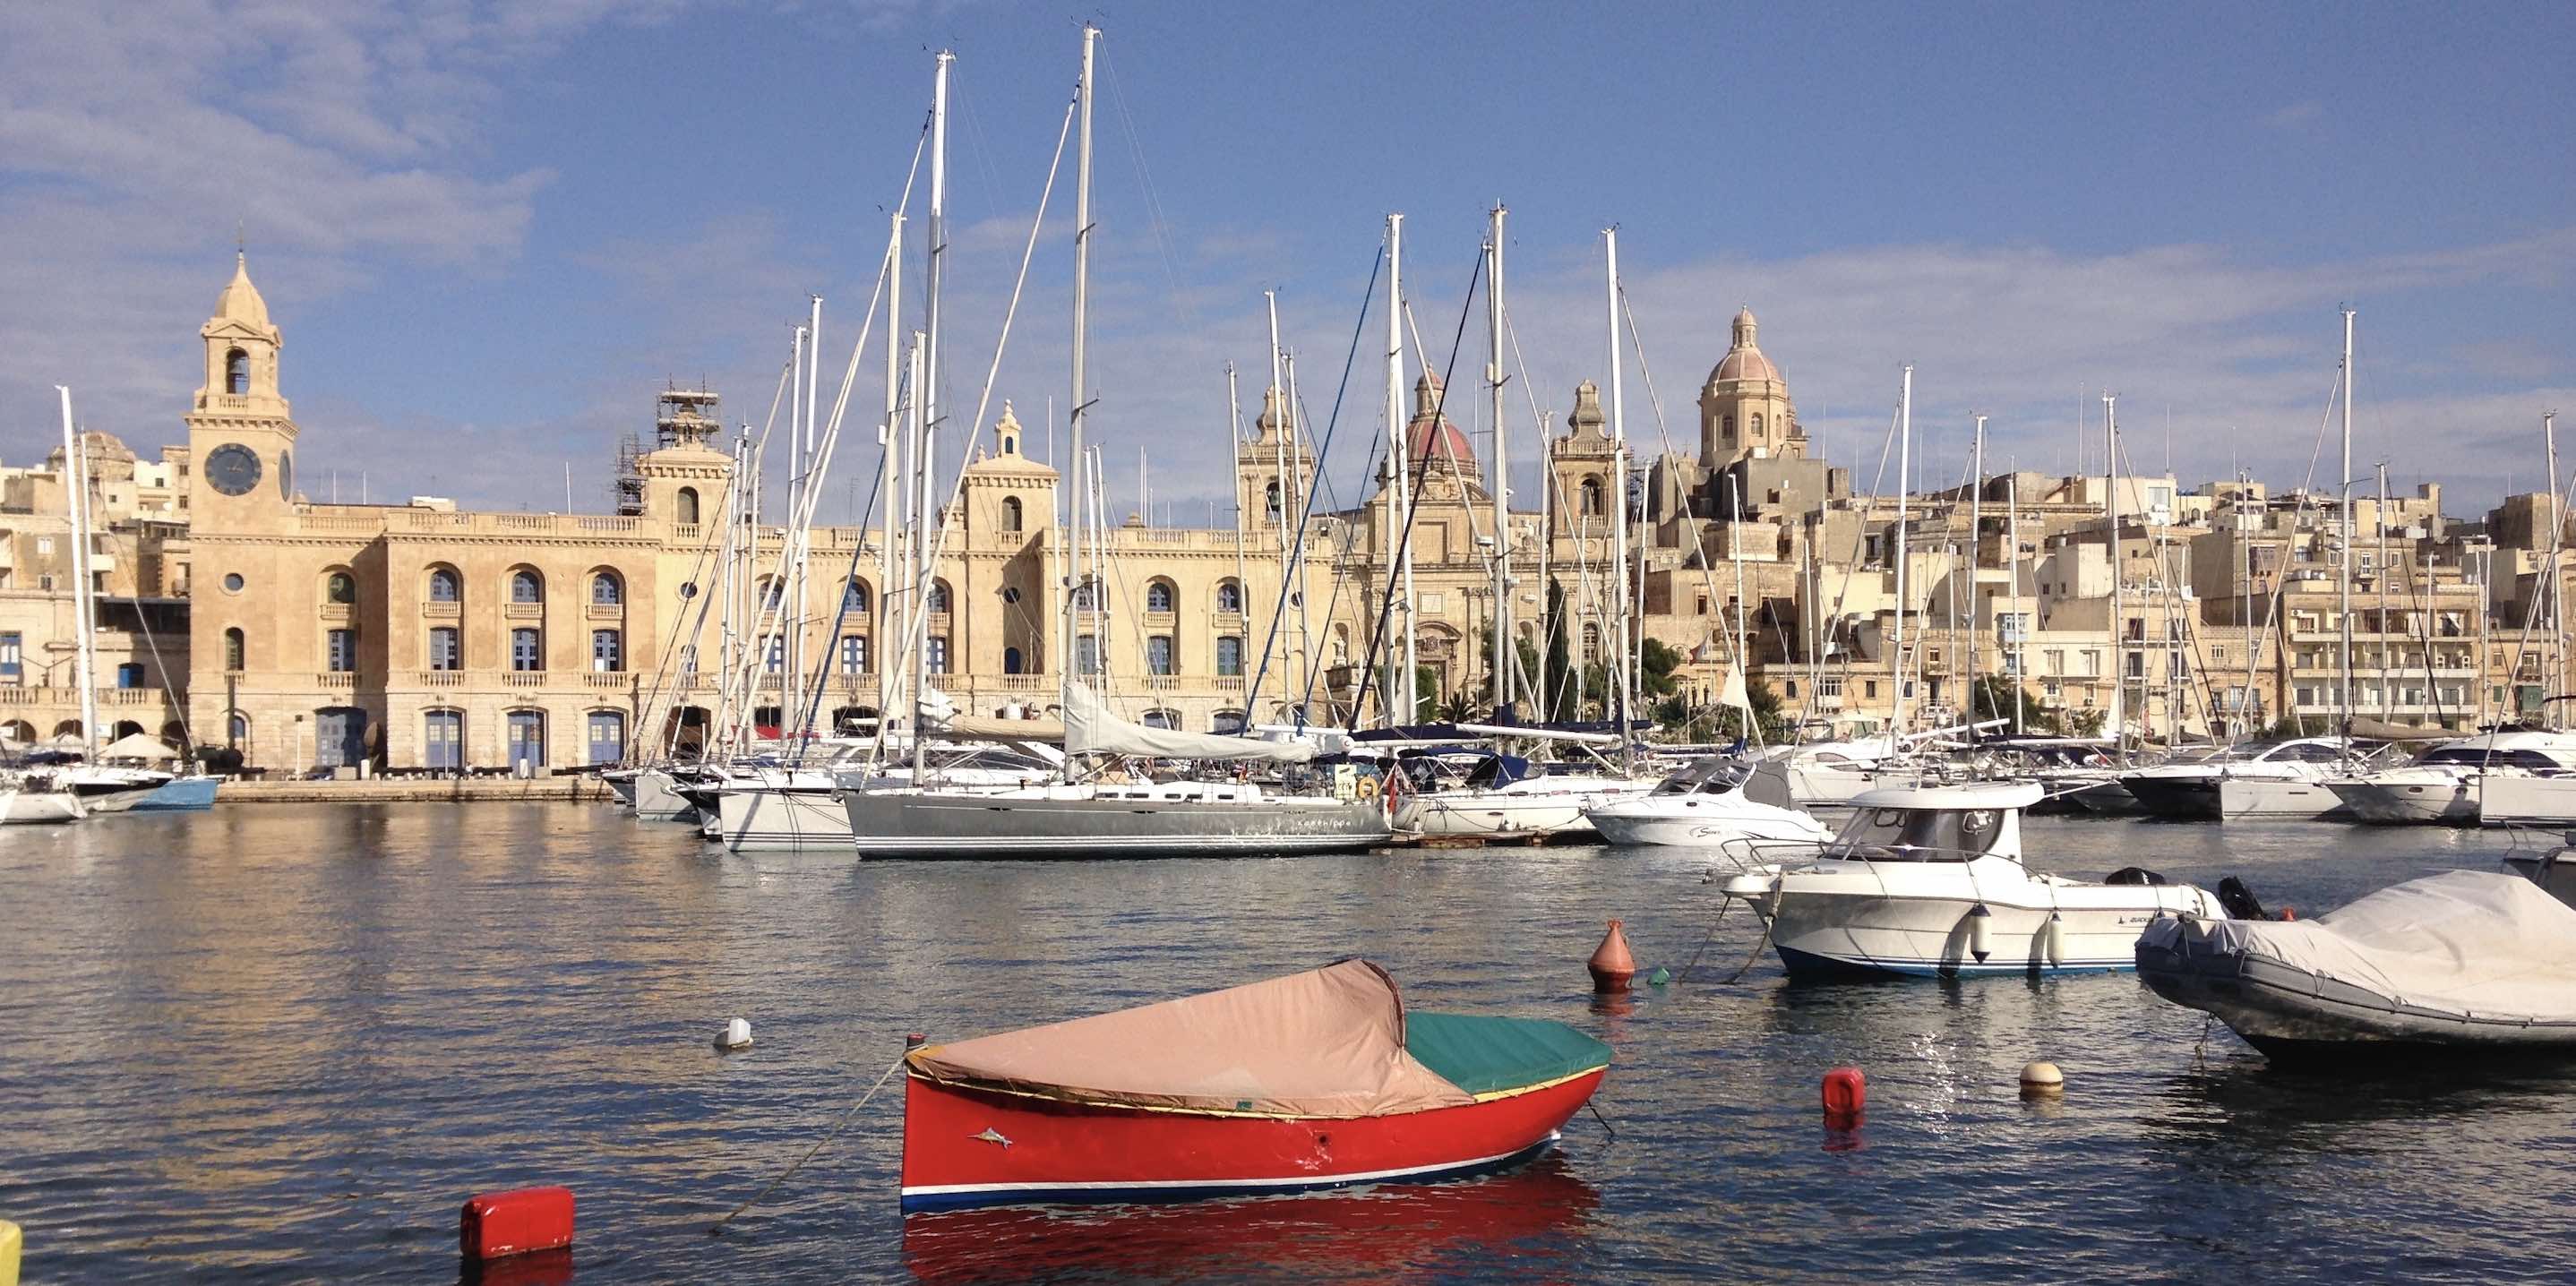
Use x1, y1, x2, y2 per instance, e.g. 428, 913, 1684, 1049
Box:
1064, 682, 1315, 763
2146, 870, 2576, 1020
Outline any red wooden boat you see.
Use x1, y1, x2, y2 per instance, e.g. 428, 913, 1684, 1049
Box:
899, 959, 1611, 1212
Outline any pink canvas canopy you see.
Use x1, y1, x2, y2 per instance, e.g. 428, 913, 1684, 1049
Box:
907, 959, 1476, 1119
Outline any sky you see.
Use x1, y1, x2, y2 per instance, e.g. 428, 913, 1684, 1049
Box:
5, 1, 2573, 525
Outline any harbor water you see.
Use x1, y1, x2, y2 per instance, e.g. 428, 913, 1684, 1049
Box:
6, 804, 2574, 1282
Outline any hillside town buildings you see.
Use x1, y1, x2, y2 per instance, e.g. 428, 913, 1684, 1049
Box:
8, 255, 2572, 772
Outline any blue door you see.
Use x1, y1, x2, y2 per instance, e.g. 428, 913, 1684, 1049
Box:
507, 711, 545, 771
316, 707, 366, 768
586, 711, 624, 765
425, 710, 462, 771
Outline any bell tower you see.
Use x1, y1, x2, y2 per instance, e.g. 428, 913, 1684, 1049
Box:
187, 253, 301, 525
1235, 385, 1314, 531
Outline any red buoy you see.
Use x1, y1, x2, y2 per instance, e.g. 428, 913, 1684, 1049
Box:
461, 1187, 575, 1261
1822, 1067, 1866, 1124
1586, 920, 1637, 993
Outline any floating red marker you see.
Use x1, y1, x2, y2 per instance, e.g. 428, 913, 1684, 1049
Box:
461, 1187, 575, 1262
1587, 920, 1637, 993
1822, 1067, 1866, 1125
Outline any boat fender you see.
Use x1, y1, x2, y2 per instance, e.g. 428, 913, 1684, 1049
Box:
1821, 1066, 1866, 1125
715, 1017, 752, 1052
2019, 1060, 2065, 1097
1354, 776, 1379, 802
460, 1187, 575, 1262
1967, 903, 1994, 964
2278, 906, 2295, 922
2043, 911, 2065, 967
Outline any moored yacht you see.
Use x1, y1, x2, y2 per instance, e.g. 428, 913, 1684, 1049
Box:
1392, 752, 1649, 840
2117, 738, 2353, 820
2328, 731, 2576, 826
1584, 758, 1829, 849
1713, 780, 2226, 978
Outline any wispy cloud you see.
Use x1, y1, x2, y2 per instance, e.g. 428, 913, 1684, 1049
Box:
2263, 99, 2324, 131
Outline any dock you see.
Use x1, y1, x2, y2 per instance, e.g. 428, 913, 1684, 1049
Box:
214, 776, 619, 804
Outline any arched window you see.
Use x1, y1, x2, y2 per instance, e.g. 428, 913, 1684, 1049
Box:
1264, 480, 1282, 520
1000, 496, 1023, 532
511, 570, 543, 604
1004, 646, 1025, 674
1722, 414, 1735, 440
427, 567, 459, 603
326, 571, 356, 604
591, 571, 623, 605
226, 348, 249, 396
676, 486, 700, 525
1146, 580, 1175, 613
843, 579, 870, 613
224, 627, 245, 672
1215, 579, 1243, 613
928, 579, 951, 613
1073, 579, 1098, 611
1142, 708, 1180, 730
1750, 413, 1765, 437
1581, 476, 1604, 518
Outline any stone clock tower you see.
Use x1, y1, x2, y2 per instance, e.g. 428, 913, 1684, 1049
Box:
188, 253, 299, 529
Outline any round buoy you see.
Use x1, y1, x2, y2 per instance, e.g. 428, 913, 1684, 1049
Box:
715, 1017, 752, 1052
2020, 1060, 2065, 1096
1587, 920, 1638, 993
2043, 911, 2066, 967
1821, 1066, 1866, 1123
1967, 903, 1994, 964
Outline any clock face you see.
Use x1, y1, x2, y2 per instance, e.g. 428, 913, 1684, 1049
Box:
206, 443, 262, 497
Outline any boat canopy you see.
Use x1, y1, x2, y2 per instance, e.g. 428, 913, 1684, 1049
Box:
1464, 754, 1535, 788
1064, 682, 1315, 764
907, 958, 1474, 1118
2165, 870, 2576, 1021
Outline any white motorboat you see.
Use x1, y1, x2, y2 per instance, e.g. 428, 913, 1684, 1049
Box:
1392, 753, 1649, 839
1714, 780, 2226, 978
2477, 771, 2576, 827
0, 771, 86, 824
1584, 758, 1830, 849
1773, 736, 1906, 809
2327, 732, 2576, 826
2117, 739, 2353, 820
2138, 870, 2576, 1059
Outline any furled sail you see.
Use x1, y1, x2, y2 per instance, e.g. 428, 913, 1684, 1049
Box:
1063, 682, 1315, 763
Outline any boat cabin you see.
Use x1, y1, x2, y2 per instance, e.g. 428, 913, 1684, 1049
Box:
1826, 781, 2041, 863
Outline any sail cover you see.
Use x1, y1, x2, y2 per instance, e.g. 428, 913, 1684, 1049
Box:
907, 958, 1476, 1118
2171, 870, 2576, 1020
1063, 682, 1314, 763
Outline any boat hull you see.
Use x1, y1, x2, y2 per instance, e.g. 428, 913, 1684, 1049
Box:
630, 768, 700, 823
1395, 780, 1649, 839
717, 787, 853, 851
2477, 774, 2576, 827
2138, 926, 2576, 1058
898, 1067, 1603, 1212
2327, 777, 2475, 826
2216, 776, 2348, 821
130, 776, 220, 811
842, 789, 1392, 858
0, 789, 84, 824
2118, 774, 2220, 819
1731, 875, 2221, 978
1584, 808, 1825, 850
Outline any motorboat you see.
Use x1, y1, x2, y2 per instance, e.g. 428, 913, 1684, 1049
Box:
1713, 780, 2226, 978
2117, 738, 2357, 820
0, 770, 86, 824
1583, 758, 1830, 849
2137, 870, 2576, 1060
1773, 735, 1904, 808
2327, 731, 2576, 826
1392, 753, 1650, 840
2476, 772, 2576, 827
837, 683, 1389, 859
898, 958, 1610, 1211
2503, 843, 2576, 910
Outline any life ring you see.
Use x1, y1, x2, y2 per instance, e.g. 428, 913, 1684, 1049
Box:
1355, 775, 1381, 801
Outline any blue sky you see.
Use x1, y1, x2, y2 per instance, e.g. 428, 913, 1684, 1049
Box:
5, 2, 2572, 520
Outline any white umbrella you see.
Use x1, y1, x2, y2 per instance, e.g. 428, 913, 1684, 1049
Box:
99, 732, 180, 761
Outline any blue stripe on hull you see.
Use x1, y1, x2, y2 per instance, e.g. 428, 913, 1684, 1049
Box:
897, 1137, 1558, 1213
1775, 943, 2136, 981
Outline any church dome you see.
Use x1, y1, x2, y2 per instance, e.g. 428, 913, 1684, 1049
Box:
1404, 373, 1473, 470
1708, 307, 1779, 385
212, 252, 273, 332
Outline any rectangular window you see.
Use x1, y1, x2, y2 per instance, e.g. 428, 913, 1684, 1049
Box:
1864, 680, 1879, 699
1076, 635, 1101, 676
1147, 635, 1175, 676
511, 628, 541, 672
327, 629, 356, 673
679, 644, 698, 676
34, 537, 52, 555
0, 631, 20, 681
1216, 636, 1243, 677
429, 627, 460, 672
591, 629, 623, 673
116, 662, 144, 689
840, 634, 867, 674
1818, 675, 1843, 699
927, 636, 949, 674
765, 638, 784, 673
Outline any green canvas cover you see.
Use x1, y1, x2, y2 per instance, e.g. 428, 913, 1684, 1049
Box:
1404, 1011, 1611, 1097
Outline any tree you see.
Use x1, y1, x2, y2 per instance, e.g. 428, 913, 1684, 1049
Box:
1968, 674, 2062, 735
1542, 578, 1574, 723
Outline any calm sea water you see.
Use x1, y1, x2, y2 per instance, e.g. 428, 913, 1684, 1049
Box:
4, 803, 2573, 1283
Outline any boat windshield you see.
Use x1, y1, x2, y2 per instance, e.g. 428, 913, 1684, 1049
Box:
1653, 759, 1753, 796
1828, 807, 2006, 862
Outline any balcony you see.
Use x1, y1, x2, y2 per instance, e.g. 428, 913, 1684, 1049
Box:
423, 601, 461, 622
318, 673, 356, 690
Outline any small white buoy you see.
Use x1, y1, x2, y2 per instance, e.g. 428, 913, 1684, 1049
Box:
716, 1017, 753, 1052
1967, 903, 1994, 964
2020, 1060, 2064, 1096
2043, 911, 2066, 967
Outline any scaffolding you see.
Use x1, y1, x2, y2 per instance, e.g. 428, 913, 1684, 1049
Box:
615, 384, 721, 515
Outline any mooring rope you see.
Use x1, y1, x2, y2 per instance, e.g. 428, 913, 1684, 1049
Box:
1722, 919, 1775, 985
708, 1054, 906, 1234
1675, 901, 1730, 985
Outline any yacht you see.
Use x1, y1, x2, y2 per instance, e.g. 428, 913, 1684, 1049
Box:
1773, 735, 1905, 808
2326, 731, 2576, 826
1713, 780, 2226, 978
2117, 738, 2355, 820
1391, 752, 1650, 840
1584, 758, 1830, 849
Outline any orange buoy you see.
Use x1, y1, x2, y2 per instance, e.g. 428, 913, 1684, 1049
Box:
461, 1187, 575, 1262
1822, 1066, 1867, 1124
1587, 919, 1637, 993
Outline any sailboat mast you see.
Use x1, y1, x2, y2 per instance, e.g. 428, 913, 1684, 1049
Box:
906, 335, 931, 781
1603, 227, 1633, 764
2008, 462, 2025, 733
1267, 290, 1291, 639
880, 213, 904, 690
1892, 365, 1911, 739
1970, 414, 1985, 724
1383, 212, 1412, 724
2339, 309, 2355, 743
2105, 392, 2122, 754
1061, 25, 1095, 750
2547, 410, 2562, 731
1486, 203, 1511, 715
56, 388, 98, 759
